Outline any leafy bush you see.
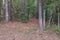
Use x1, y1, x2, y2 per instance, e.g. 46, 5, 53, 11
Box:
17, 13, 28, 23
12, 0, 37, 22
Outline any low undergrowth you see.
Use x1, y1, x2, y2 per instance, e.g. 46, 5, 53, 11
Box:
45, 24, 60, 34
51, 25, 60, 33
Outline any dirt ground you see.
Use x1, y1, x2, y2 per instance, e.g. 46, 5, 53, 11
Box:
0, 18, 60, 40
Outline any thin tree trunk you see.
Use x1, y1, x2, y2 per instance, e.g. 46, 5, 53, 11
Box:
48, 11, 53, 27
43, 9, 45, 29
58, 8, 60, 27
8, 0, 12, 20
20, 0, 25, 14
38, 0, 43, 30
5, 0, 9, 22
0, 0, 2, 15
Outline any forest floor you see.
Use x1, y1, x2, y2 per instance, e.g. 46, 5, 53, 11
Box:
0, 18, 60, 40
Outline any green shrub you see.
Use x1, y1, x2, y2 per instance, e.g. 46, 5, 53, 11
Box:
17, 13, 28, 23
52, 25, 60, 33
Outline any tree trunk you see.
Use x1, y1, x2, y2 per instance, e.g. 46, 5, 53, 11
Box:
38, 0, 43, 30
58, 8, 60, 27
20, 0, 25, 14
8, 0, 12, 20
5, 0, 9, 22
43, 9, 46, 29
0, 0, 2, 15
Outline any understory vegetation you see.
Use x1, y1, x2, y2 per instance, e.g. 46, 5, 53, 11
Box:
0, 0, 60, 32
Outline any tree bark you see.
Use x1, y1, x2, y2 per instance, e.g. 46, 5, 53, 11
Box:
43, 9, 46, 29
38, 0, 43, 30
58, 8, 60, 27
20, 0, 25, 14
5, 0, 9, 22
0, 0, 2, 15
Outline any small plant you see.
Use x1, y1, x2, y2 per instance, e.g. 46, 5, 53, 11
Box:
20, 14, 27, 23
18, 29, 23, 32
45, 25, 50, 31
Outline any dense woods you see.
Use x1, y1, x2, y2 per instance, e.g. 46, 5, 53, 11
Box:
0, 0, 60, 30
